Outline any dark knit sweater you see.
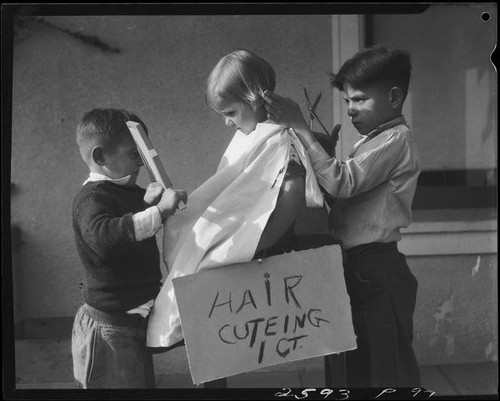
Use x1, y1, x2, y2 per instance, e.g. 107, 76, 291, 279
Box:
72, 181, 162, 312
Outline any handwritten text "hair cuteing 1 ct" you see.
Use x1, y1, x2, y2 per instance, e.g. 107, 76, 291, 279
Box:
208, 273, 332, 364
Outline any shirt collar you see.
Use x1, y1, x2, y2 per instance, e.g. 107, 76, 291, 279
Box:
83, 172, 132, 186
364, 115, 406, 140
348, 115, 406, 159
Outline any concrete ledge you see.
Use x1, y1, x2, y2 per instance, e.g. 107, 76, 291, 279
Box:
400, 228, 497, 255
401, 213, 497, 256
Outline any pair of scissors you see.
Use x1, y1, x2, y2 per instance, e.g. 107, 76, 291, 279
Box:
303, 88, 330, 136
303, 88, 341, 156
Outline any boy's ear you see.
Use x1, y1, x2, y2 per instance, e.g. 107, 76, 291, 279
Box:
91, 146, 106, 166
388, 87, 404, 109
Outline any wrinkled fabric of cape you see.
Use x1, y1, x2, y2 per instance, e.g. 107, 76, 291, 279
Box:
146, 122, 323, 348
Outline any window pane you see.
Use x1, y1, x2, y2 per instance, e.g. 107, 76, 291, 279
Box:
371, 4, 497, 174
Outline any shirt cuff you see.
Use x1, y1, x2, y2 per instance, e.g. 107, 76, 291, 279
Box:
133, 206, 163, 241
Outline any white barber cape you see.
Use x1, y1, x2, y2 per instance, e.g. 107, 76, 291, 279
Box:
146, 122, 324, 348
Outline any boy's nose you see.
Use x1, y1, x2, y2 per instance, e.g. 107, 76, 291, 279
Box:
224, 117, 234, 127
347, 106, 357, 117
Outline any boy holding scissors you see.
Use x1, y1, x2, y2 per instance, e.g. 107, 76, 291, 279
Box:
71, 108, 187, 388
263, 45, 421, 387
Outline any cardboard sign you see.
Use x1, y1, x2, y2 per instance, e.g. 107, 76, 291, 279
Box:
173, 245, 357, 385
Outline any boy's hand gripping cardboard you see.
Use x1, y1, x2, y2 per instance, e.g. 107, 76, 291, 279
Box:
126, 121, 186, 210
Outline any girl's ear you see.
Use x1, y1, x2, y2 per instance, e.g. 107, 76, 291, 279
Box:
251, 97, 266, 111
389, 87, 404, 109
91, 146, 106, 166
251, 100, 263, 111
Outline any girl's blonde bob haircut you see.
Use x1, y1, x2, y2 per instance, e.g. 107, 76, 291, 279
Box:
206, 49, 276, 112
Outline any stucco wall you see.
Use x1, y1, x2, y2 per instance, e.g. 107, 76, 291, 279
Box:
410, 254, 498, 365
10, 15, 333, 321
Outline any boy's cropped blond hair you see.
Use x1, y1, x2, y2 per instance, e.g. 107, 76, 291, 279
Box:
76, 108, 147, 165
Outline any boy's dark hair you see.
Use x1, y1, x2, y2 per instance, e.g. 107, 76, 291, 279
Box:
76, 108, 147, 164
331, 45, 412, 98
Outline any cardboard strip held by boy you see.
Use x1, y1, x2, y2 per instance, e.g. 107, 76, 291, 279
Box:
127, 121, 186, 210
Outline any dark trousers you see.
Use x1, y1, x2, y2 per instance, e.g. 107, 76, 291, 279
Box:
342, 242, 421, 388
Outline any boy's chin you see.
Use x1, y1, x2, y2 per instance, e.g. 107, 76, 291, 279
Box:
125, 173, 139, 185
354, 126, 372, 136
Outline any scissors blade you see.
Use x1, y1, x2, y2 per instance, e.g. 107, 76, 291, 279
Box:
303, 88, 312, 108
311, 92, 322, 112
303, 88, 315, 128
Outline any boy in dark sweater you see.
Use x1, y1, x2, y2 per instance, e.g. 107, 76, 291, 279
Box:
71, 108, 187, 388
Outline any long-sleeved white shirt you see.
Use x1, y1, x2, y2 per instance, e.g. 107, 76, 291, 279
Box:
305, 116, 421, 249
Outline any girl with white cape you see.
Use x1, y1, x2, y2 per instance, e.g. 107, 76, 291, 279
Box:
147, 49, 324, 349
